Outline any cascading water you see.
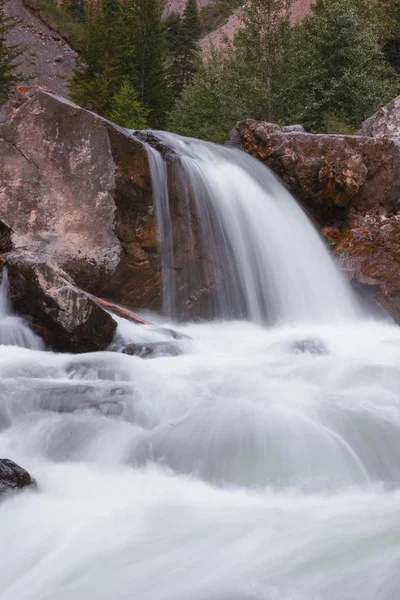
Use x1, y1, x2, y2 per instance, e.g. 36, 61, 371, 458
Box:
0, 271, 43, 350
1, 134, 400, 600
144, 132, 357, 322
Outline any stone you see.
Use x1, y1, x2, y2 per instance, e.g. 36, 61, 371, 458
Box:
122, 341, 184, 358
0, 459, 36, 495
291, 339, 328, 355
234, 119, 400, 225
357, 95, 400, 143
234, 118, 400, 323
0, 86, 160, 311
5, 250, 117, 353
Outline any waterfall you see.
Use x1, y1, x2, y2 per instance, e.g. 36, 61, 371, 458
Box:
0, 270, 43, 350
145, 132, 357, 323
2, 134, 400, 600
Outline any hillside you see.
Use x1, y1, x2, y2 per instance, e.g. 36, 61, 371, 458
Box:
3, 0, 77, 97
201, 0, 313, 52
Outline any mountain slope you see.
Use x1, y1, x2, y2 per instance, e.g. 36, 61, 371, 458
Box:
3, 0, 77, 97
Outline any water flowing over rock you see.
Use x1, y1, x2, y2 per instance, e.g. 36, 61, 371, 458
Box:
0, 459, 36, 495
5, 251, 117, 352
232, 119, 400, 322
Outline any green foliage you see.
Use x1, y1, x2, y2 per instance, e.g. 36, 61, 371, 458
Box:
125, 0, 167, 128
280, 0, 398, 131
169, 0, 201, 99
23, 0, 85, 49
379, 0, 400, 73
168, 49, 269, 143
62, 0, 85, 23
168, 0, 293, 140
107, 80, 149, 129
168, 0, 399, 142
70, 0, 132, 115
0, 0, 23, 105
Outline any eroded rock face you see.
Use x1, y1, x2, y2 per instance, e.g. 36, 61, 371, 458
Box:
357, 95, 400, 143
0, 459, 36, 495
233, 119, 400, 322
5, 251, 117, 352
233, 120, 400, 225
0, 86, 160, 311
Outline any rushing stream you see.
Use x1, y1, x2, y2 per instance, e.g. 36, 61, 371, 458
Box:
1, 135, 400, 600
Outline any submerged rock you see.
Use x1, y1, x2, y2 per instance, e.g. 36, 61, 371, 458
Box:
0, 459, 36, 495
122, 341, 184, 358
291, 339, 328, 355
5, 251, 116, 353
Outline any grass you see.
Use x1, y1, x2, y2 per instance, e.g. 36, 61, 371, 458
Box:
23, 0, 85, 50
199, 0, 242, 37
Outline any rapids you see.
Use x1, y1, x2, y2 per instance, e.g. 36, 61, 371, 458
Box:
0, 135, 399, 600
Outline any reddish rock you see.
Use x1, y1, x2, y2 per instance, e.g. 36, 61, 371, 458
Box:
233, 119, 400, 225
234, 119, 400, 322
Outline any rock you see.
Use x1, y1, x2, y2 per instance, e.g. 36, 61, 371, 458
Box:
281, 124, 306, 133
322, 216, 400, 323
357, 95, 400, 143
122, 341, 184, 358
0, 459, 36, 495
0, 86, 214, 323
291, 339, 328, 355
5, 250, 117, 353
0, 86, 160, 312
234, 118, 400, 322
234, 119, 400, 225
54, 55, 63, 63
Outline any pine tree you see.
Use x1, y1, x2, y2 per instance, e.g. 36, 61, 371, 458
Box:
70, 0, 132, 115
171, 0, 201, 98
281, 0, 397, 131
0, 0, 23, 105
63, 0, 86, 23
233, 0, 293, 122
107, 79, 149, 129
125, 0, 168, 128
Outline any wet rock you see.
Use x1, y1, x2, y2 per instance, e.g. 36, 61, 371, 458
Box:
322, 216, 400, 324
5, 250, 117, 353
122, 341, 184, 358
0, 459, 36, 495
357, 95, 400, 143
234, 117, 400, 322
291, 339, 328, 355
152, 327, 192, 340
234, 119, 400, 225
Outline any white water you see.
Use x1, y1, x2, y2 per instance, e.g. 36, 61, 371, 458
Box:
0, 271, 43, 350
145, 132, 357, 323
0, 137, 399, 599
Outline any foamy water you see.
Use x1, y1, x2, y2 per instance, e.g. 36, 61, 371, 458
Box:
1, 318, 400, 599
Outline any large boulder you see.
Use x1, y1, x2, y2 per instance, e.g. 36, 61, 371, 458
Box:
233, 119, 400, 322
0, 86, 160, 310
5, 250, 117, 352
0, 458, 36, 495
357, 95, 400, 142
